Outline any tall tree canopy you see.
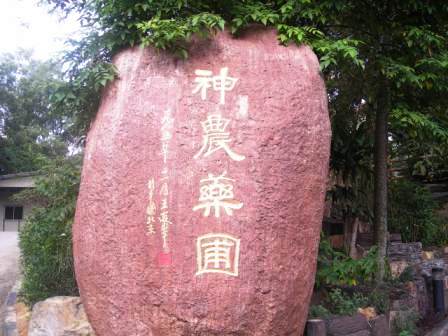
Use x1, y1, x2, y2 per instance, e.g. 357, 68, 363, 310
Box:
0, 52, 73, 174
45, 0, 448, 280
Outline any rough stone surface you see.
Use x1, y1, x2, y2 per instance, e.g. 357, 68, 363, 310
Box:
388, 242, 423, 264
15, 302, 30, 336
370, 315, 390, 336
28, 297, 95, 336
325, 314, 370, 336
424, 317, 448, 336
74, 28, 330, 336
305, 319, 327, 336
389, 260, 410, 278
344, 331, 371, 336
420, 259, 446, 277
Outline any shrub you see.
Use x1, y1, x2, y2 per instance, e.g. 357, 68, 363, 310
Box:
388, 179, 448, 246
366, 286, 390, 314
327, 288, 368, 316
316, 236, 378, 287
392, 309, 420, 336
309, 288, 370, 318
17, 156, 81, 304
308, 305, 331, 319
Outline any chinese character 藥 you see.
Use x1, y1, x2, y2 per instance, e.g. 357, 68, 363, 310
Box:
192, 67, 238, 104
196, 233, 240, 276
193, 171, 243, 218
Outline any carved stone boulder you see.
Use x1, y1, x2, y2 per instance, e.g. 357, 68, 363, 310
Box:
74, 28, 331, 336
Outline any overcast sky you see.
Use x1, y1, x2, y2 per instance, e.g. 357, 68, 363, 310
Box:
0, 0, 81, 60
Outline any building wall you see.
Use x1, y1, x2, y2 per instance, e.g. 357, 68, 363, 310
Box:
0, 190, 34, 231
0, 176, 35, 188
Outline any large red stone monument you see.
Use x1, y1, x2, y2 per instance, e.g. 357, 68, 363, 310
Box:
74, 28, 331, 336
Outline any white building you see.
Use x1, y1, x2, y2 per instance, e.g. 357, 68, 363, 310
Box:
0, 172, 37, 231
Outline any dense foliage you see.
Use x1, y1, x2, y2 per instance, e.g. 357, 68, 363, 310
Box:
44, 0, 366, 134
17, 156, 81, 304
309, 288, 368, 318
0, 52, 70, 174
44, 0, 448, 139
316, 237, 377, 287
389, 179, 448, 246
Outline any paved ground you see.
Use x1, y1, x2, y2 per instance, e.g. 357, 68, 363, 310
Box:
425, 319, 448, 336
0, 232, 20, 336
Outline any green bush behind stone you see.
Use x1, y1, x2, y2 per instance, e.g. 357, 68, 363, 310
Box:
16, 156, 81, 304
389, 179, 448, 246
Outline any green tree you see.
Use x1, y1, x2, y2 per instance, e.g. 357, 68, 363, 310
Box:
0, 52, 70, 174
389, 179, 448, 246
17, 156, 81, 304
44, 0, 448, 281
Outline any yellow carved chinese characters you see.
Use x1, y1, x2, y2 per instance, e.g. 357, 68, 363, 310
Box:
159, 211, 172, 252
194, 114, 245, 161
192, 67, 238, 104
146, 178, 156, 235
191, 66, 244, 277
193, 171, 243, 218
196, 233, 240, 276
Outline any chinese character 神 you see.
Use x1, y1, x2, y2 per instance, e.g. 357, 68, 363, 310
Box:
194, 114, 245, 161
193, 171, 243, 218
196, 233, 240, 276
192, 67, 238, 104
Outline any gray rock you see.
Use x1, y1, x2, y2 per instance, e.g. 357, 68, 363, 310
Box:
326, 313, 369, 336
306, 319, 327, 336
388, 242, 422, 264
345, 331, 371, 336
28, 296, 95, 336
371, 315, 390, 336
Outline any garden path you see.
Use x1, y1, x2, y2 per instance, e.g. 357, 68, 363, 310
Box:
0, 232, 19, 336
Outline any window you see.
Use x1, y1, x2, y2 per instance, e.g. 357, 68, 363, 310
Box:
4, 206, 23, 220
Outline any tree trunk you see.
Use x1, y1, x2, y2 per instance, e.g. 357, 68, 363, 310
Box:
349, 218, 360, 259
373, 82, 390, 283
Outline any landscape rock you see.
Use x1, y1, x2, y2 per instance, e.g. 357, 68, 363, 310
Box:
326, 313, 369, 336
28, 297, 94, 336
357, 307, 376, 320
15, 302, 31, 336
370, 315, 390, 336
344, 331, 371, 336
389, 260, 410, 278
306, 319, 327, 336
73, 28, 330, 335
423, 251, 435, 260
388, 242, 423, 264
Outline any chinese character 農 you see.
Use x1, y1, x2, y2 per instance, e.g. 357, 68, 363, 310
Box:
194, 114, 245, 161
